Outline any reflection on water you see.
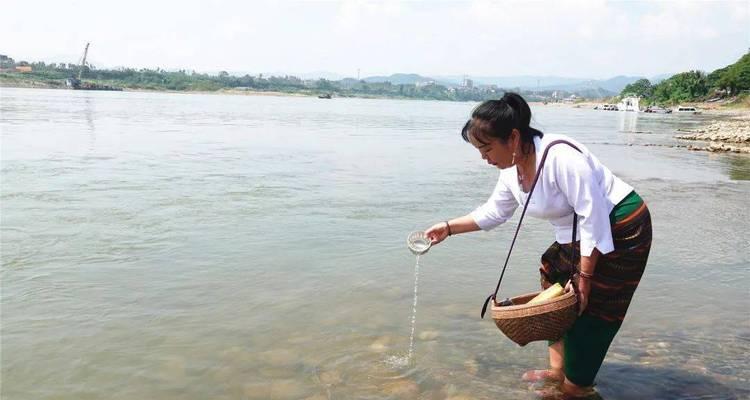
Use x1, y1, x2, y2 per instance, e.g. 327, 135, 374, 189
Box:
724, 155, 750, 180
618, 111, 640, 133
597, 363, 747, 400
1, 89, 748, 399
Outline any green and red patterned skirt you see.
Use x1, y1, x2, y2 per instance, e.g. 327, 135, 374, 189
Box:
538, 191, 652, 386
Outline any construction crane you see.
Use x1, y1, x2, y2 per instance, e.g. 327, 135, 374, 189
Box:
65, 42, 121, 91
65, 42, 90, 89
77, 42, 90, 80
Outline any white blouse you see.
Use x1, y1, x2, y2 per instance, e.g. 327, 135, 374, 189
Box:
470, 133, 633, 256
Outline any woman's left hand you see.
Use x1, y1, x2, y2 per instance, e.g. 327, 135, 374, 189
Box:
566, 277, 590, 316
574, 250, 598, 316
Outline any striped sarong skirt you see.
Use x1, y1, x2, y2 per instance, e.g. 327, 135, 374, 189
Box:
539, 202, 653, 322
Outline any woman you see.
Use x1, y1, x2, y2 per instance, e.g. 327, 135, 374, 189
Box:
425, 93, 652, 397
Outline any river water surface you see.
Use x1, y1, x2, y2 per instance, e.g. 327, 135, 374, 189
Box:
2, 88, 749, 399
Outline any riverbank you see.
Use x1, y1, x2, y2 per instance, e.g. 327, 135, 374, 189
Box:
0, 80, 454, 102
544, 100, 750, 154
0, 79, 322, 98
4, 78, 750, 110
559, 98, 750, 112
675, 113, 750, 154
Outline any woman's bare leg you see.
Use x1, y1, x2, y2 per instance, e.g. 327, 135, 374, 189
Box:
549, 340, 564, 372
521, 340, 564, 382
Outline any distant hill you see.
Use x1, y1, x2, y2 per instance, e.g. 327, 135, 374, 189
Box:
362, 73, 440, 85
649, 73, 674, 84
531, 76, 639, 93
435, 75, 589, 88
352, 73, 656, 98
432, 74, 646, 94
596, 76, 644, 92
295, 71, 346, 81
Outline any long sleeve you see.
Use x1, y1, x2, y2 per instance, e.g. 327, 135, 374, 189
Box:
470, 178, 519, 231
552, 147, 615, 256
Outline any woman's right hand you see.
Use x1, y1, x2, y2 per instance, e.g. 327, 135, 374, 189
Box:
425, 222, 450, 245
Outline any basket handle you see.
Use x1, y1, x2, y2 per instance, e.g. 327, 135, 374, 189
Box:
480, 139, 582, 319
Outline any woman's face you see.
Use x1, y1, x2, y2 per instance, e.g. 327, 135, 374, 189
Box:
468, 129, 518, 169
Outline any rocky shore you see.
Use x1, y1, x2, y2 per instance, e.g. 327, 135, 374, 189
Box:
675, 115, 750, 154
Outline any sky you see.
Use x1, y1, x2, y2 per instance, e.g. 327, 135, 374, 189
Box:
2, 0, 749, 79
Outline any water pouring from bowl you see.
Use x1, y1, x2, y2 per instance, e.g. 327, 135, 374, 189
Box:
407, 231, 432, 256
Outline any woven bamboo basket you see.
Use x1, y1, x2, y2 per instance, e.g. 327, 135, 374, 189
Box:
490, 289, 578, 346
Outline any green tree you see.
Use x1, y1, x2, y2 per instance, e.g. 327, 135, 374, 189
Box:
652, 70, 707, 103
714, 52, 750, 95
620, 78, 653, 98
315, 79, 335, 91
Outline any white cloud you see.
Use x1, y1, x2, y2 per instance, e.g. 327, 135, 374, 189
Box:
1, 0, 747, 78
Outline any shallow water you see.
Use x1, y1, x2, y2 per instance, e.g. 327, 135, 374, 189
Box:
2, 88, 749, 399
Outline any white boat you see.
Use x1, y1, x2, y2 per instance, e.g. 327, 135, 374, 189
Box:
674, 106, 701, 114
617, 96, 640, 112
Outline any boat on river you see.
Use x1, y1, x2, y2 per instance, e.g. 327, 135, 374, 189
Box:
674, 106, 701, 114
644, 106, 672, 114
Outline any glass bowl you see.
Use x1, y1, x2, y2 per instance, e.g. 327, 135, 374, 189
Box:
407, 231, 432, 255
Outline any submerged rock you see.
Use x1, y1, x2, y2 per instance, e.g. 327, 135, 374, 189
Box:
303, 394, 328, 400
242, 383, 272, 399
221, 346, 255, 364
211, 366, 235, 383
258, 349, 298, 367
369, 336, 392, 352
159, 357, 186, 380
258, 366, 297, 379
418, 330, 440, 341
243, 380, 312, 399
463, 358, 479, 376
382, 379, 419, 398
318, 369, 343, 386
270, 379, 311, 399
441, 383, 459, 397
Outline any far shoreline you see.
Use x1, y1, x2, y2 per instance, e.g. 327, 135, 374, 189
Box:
2, 82, 748, 112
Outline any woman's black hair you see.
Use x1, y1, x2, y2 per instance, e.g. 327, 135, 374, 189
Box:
461, 119, 472, 141
461, 92, 543, 155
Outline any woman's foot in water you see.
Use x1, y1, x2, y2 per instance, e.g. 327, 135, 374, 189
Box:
534, 387, 600, 400
522, 369, 564, 383
533, 379, 599, 399
561, 379, 597, 398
